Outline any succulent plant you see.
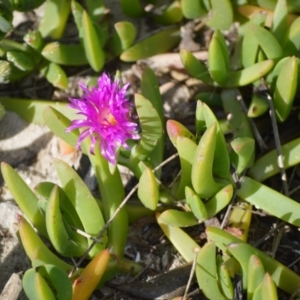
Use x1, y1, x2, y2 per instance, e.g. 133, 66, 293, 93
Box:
2, 0, 300, 299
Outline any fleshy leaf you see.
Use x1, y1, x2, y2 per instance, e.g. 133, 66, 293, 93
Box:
82, 10, 105, 71
191, 123, 225, 198
158, 209, 199, 227
206, 226, 300, 295
248, 137, 300, 182
137, 166, 159, 210
180, 49, 214, 85
1, 162, 47, 237
185, 186, 208, 221
208, 30, 229, 84
37, 264, 73, 300
156, 213, 200, 262
40, 62, 68, 89
120, 27, 180, 62
45, 185, 87, 257
23, 269, 56, 300
196, 242, 227, 299
17, 215, 73, 272
237, 176, 300, 227
54, 158, 107, 258
38, 0, 70, 39
206, 0, 233, 30
42, 42, 88, 66
132, 94, 163, 161
273, 56, 298, 122
181, 0, 207, 19
72, 249, 110, 300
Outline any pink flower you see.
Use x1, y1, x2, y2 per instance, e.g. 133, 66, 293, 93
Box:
66, 73, 140, 165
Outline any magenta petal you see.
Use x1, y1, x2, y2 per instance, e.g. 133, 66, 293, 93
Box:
66, 73, 140, 164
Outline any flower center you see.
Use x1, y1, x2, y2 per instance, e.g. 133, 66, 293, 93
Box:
99, 107, 117, 125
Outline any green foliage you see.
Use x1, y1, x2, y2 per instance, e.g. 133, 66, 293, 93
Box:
4, 1, 300, 299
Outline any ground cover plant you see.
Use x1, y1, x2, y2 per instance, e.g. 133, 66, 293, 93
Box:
2, 0, 300, 299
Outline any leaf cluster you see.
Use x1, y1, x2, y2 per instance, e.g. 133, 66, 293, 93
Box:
2, 0, 300, 299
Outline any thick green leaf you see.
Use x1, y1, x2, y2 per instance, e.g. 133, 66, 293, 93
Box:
87, 145, 128, 258
6, 50, 35, 71
141, 67, 164, 122
205, 184, 233, 218
132, 94, 163, 160
242, 24, 260, 68
1, 162, 47, 237
42, 43, 88, 66
181, 0, 207, 19
206, 0, 233, 30
0, 15, 12, 33
273, 56, 298, 122
248, 94, 269, 118
252, 284, 262, 300
260, 273, 278, 300
191, 123, 225, 198
180, 49, 214, 85
230, 137, 255, 174
207, 226, 300, 295
173, 136, 197, 199
153, 1, 183, 25
109, 21, 137, 55
248, 137, 300, 182
43, 106, 78, 145
23, 269, 56, 300
39, 0, 70, 39
248, 255, 266, 300
158, 209, 199, 227
120, 26, 180, 62
250, 24, 283, 60
0, 38, 28, 52
202, 101, 230, 179
196, 242, 227, 299
0, 60, 27, 83
271, 0, 288, 42
208, 30, 229, 84
18, 215, 73, 272
224, 60, 274, 87
45, 186, 87, 256
0, 98, 75, 124
222, 89, 253, 139
185, 186, 208, 221
217, 257, 234, 299
138, 167, 159, 210
37, 264, 72, 300
40, 62, 68, 89
82, 10, 105, 71
141, 67, 164, 176
228, 201, 252, 242
237, 176, 300, 227
266, 56, 289, 86
71, 0, 84, 39
167, 120, 196, 147
157, 213, 200, 262
54, 158, 107, 257
283, 16, 300, 55
35, 182, 84, 230
24, 30, 44, 52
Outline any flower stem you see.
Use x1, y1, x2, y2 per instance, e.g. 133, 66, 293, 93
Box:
88, 146, 128, 259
